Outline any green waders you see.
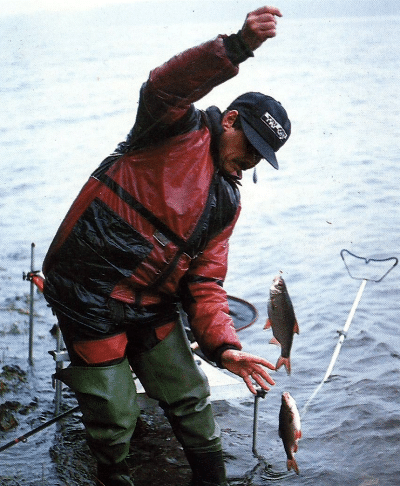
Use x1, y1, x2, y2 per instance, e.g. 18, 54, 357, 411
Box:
128, 318, 227, 485
58, 318, 227, 485
57, 358, 139, 466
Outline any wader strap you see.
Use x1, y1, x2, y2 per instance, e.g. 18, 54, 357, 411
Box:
97, 173, 191, 254
107, 298, 126, 325
96, 172, 220, 260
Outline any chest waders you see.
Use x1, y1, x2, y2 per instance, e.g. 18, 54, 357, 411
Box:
57, 315, 227, 486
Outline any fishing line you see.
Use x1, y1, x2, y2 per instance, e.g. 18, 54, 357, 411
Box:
300, 250, 398, 418
0, 406, 80, 453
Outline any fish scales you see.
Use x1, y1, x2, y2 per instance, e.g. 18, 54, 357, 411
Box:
279, 391, 302, 474
264, 275, 299, 374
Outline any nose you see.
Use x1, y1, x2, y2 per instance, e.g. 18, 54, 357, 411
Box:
246, 142, 262, 166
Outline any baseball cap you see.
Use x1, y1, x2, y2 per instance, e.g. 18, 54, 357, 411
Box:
227, 92, 291, 169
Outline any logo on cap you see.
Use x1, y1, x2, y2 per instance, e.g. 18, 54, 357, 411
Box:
260, 112, 288, 141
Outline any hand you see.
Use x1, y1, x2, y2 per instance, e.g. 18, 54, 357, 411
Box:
220, 349, 276, 395
240, 6, 283, 51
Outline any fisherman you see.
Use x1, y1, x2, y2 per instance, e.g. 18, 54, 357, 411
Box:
42, 5, 290, 486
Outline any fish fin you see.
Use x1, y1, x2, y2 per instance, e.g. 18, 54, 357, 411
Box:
276, 356, 291, 375
264, 319, 272, 330
296, 430, 302, 440
293, 321, 300, 334
287, 458, 299, 475
270, 337, 281, 347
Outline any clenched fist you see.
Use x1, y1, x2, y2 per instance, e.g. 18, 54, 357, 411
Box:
240, 6, 283, 51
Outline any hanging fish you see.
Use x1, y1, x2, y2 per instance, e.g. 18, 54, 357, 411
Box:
264, 275, 299, 374
279, 391, 302, 474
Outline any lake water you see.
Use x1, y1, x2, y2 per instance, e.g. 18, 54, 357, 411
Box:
1, 4, 400, 485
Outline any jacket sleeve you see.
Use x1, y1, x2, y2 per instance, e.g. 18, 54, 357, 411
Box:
143, 36, 239, 124
181, 208, 242, 364
120, 34, 251, 151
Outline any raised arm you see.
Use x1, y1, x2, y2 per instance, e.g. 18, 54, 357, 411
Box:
119, 6, 283, 151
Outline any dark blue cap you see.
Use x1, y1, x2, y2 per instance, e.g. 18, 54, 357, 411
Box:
227, 92, 291, 169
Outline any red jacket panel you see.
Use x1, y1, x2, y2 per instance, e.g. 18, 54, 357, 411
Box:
43, 35, 245, 360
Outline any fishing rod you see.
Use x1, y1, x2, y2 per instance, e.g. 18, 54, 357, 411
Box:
0, 346, 220, 454
300, 250, 398, 418
3, 273, 258, 453
0, 405, 80, 453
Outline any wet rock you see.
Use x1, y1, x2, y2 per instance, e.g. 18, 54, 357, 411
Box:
2, 400, 21, 411
0, 379, 9, 395
1, 364, 27, 382
0, 366, 38, 432
0, 403, 20, 431
0, 365, 27, 394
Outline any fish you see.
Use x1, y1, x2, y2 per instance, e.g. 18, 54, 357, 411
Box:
278, 391, 302, 474
264, 275, 299, 374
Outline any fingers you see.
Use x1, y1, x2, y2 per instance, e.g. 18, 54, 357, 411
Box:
246, 12, 278, 36
244, 368, 275, 395
252, 356, 276, 372
219, 349, 277, 394
244, 375, 257, 395
251, 365, 275, 388
241, 5, 283, 51
254, 366, 276, 386
252, 6, 283, 18
244, 362, 276, 395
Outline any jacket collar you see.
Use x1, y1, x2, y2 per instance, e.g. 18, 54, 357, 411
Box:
204, 105, 223, 163
204, 106, 242, 186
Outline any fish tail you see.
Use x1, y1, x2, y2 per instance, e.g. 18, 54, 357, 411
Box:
287, 458, 299, 475
276, 356, 291, 375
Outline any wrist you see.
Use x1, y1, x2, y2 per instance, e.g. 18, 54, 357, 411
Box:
213, 344, 240, 368
223, 32, 254, 65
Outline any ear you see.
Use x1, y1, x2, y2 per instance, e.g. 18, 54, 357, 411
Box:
221, 110, 239, 130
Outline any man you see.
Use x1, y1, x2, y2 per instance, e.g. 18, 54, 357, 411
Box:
42, 5, 291, 486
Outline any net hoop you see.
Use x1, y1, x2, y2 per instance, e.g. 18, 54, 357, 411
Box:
340, 249, 398, 283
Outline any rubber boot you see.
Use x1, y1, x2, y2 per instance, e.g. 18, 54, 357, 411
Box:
96, 459, 134, 486
56, 358, 138, 484
185, 449, 227, 486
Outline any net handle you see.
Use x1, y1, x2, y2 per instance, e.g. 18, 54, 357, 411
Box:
340, 249, 398, 282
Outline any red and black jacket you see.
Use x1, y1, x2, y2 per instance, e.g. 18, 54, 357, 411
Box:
43, 33, 253, 362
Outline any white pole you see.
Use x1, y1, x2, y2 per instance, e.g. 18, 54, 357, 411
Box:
301, 279, 367, 417
322, 279, 367, 383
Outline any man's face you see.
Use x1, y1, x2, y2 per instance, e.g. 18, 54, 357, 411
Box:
218, 110, 262, 177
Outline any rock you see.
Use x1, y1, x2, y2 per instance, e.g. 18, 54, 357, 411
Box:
0, 379, 9, 395
0, 408, 19, 431
2, 400, 21, 411
2, 364, 27, 381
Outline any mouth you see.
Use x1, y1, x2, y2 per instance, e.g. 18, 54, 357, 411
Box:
222, 158, 256, 176
236, 159, 257, 172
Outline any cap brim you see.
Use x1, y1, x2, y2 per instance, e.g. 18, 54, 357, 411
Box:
241, 118, 279, 170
